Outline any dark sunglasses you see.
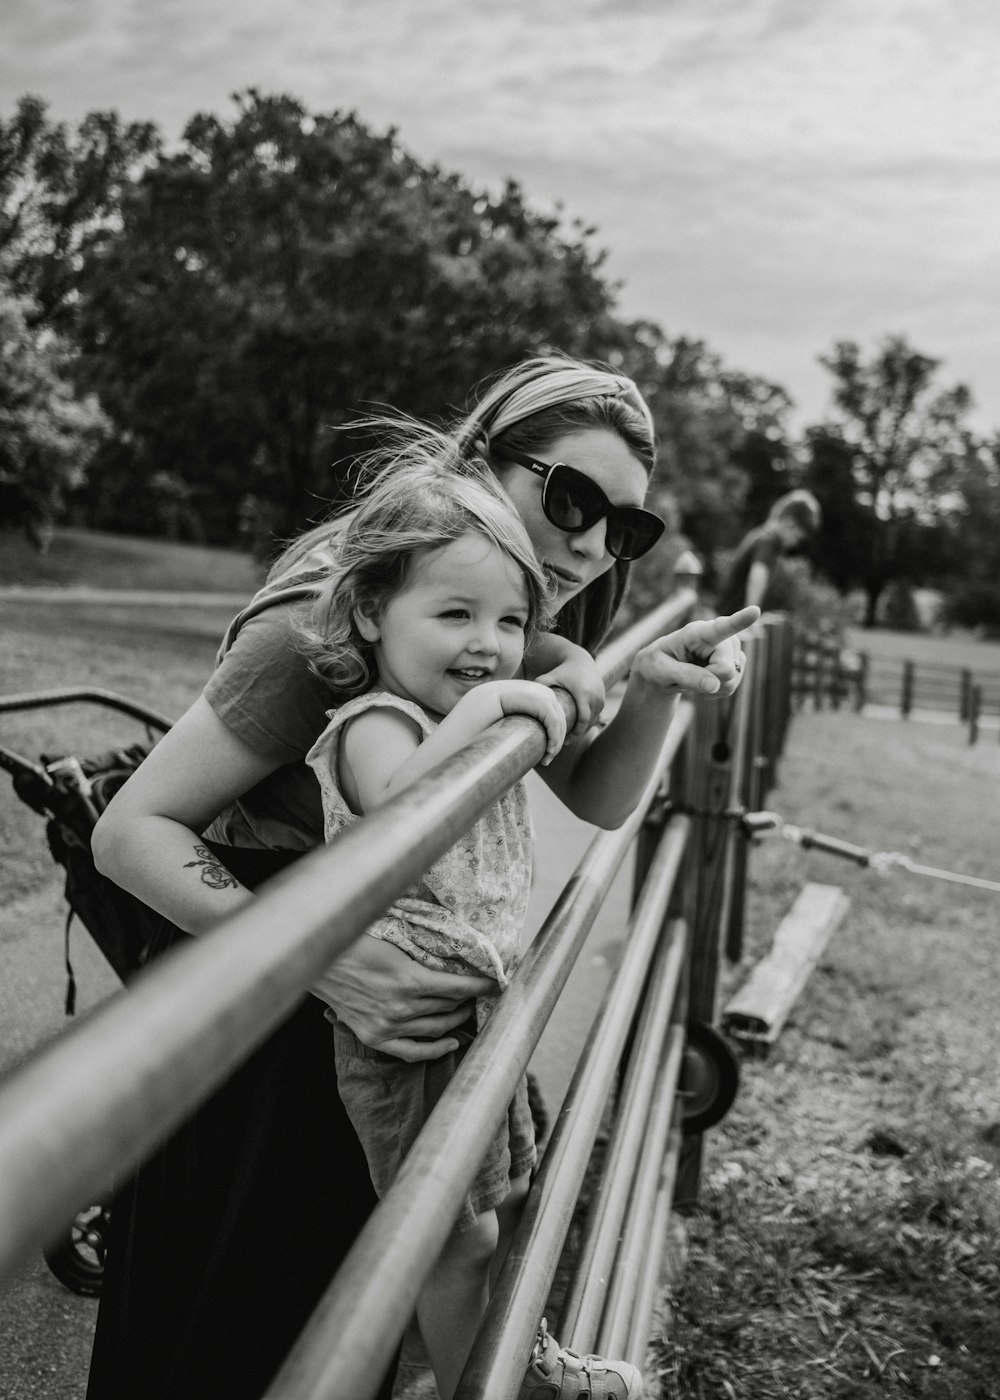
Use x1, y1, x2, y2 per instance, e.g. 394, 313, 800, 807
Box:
501, 447, 664, 561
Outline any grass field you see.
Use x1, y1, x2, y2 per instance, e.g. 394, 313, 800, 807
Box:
656, 711, 1000, 1399
0, 526, 264, 594
846, 625, 1000, 677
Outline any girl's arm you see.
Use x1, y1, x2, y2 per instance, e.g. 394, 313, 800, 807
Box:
536, 607, 759, 829
339, 681, 568, 814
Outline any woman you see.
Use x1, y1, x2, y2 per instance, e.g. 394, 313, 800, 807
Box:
89, 355, 754, 1400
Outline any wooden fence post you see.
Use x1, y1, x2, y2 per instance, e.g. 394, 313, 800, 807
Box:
959, 668, 972, 722
854, 651, 869, 712
725, 626, 766, 965
969, 685, 981, 745
901, 660, 914, 718
672, 692, 737, 1203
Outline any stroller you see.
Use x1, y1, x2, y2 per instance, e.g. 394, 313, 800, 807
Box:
0, 684, 557, 1300
0, 686, 172, 1295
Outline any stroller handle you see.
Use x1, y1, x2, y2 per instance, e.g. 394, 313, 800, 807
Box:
0, 688, 173, 733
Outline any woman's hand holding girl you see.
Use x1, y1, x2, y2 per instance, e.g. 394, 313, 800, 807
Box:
311, 938, 496, 1061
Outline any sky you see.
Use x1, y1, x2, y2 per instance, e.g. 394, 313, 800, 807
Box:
3, 0, 999, 433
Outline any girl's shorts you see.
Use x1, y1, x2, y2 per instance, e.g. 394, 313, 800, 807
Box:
331, 1016, 537, 1233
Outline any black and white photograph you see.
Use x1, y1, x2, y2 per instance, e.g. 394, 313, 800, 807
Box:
2, 4, 999, 1397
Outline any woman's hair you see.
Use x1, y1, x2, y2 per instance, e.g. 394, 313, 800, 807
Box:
296, 424, 553, 697
768, 489, 822, 535
454, 354, 657, 652
270, 353, 658, 654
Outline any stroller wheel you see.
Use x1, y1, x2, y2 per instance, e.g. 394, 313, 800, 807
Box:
43, 1202, 110, 1296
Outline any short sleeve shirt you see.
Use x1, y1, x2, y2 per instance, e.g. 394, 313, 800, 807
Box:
306, 690, 533, 992
202, 598, 334, 850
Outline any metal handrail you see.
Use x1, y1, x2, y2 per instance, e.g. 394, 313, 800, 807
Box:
267, 716, 694, 1400
559, 922, 687, 1347
0, 586, 697, 1292
453, 818, 691, 1400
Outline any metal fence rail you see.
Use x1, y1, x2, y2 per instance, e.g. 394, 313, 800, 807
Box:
0, 578, 797, 1400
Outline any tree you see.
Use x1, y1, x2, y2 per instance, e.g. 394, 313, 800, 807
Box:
940, 439, 1000, 635
812, 336, 972, 625
0, 288, 109, 545
0, 95, 158, 328
623, 327, 793, 554
75, 91, 629, 542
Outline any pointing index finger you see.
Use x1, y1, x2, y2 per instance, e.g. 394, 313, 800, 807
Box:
701, 606, 760, 646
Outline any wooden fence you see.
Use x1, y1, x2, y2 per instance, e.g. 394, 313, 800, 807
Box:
792, 632, 1000, 743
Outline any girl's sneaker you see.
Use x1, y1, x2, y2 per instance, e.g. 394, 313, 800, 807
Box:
518, 1317, 643, 1399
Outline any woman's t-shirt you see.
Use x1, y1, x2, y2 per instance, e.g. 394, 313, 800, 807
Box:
202, 598, 334, 851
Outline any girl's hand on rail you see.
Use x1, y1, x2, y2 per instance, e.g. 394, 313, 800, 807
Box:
447, 679, 568, 764
310, 937, 497, 1062
631, 606, 760, 699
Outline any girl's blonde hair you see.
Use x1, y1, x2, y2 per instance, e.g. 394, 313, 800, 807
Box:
296, 424, 553, 697
270, 353, 657, 654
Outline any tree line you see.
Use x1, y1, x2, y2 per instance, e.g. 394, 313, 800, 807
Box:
2, 90, 998, 631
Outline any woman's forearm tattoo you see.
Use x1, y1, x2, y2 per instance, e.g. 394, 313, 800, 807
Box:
183, 845, 238, 891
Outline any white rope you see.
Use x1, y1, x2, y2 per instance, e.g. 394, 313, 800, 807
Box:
745, 811, 1000, 895
868, 852, 1000, 894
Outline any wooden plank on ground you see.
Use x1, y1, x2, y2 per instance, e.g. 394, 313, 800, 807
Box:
722, 882, 850, 1057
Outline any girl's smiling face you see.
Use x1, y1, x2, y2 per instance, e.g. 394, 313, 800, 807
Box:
356, 531, 531, 716
493, 428, 650, 606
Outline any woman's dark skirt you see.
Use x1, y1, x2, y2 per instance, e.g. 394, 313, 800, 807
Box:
85, 843, 394, 1400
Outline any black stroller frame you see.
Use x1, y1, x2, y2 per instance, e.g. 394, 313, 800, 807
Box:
0, 687, 173, 1295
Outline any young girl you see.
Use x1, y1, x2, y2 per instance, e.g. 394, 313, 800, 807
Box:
301, 446, 644, 1400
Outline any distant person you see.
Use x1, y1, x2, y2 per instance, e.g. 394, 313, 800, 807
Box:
717, 489, 822, 614
89, 354, 755, 1400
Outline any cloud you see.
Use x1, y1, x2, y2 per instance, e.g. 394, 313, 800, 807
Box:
2, 0, 999, 427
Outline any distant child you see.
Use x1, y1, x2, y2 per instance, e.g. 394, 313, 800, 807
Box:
302, 440, 644, 1400
717, 488, 822, 614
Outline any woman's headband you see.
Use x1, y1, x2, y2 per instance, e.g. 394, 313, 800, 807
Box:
464, 364, 656, 450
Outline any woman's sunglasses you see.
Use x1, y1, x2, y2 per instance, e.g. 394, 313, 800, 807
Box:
501, 448, 665, 561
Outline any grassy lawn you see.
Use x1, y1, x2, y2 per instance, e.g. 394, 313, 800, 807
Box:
0, 603, 218, 903
657, 710, 1000, 1399
845, 626, 1000, 676
0, 526, 265, 594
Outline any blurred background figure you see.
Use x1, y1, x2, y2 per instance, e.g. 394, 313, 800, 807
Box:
716, 489, 822, 614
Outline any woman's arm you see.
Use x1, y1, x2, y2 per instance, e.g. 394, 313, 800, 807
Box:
92, 696, 280, 933
93, 694, 496, 1061
536, 607, 759, 828
744, 559, 771, 608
